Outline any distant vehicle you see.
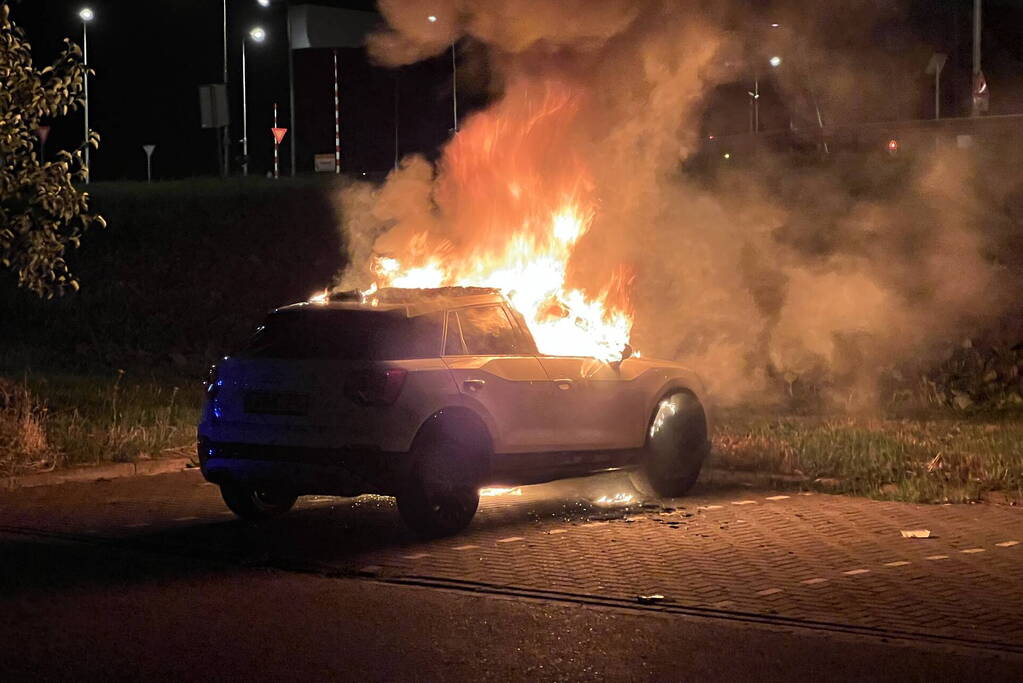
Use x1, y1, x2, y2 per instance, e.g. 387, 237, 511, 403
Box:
198, 287, 710, 536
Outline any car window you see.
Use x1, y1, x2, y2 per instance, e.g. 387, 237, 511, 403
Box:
242, 309, 443, 360
457, 305, 525, 355
444, 311, 466, 355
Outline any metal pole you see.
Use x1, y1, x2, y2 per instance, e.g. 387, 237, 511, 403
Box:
451, 42, 458, 133
971, 0, 982, 117
223, 0, 230, 175
333, 50, 341, 175
83, 19, 90, 183
242, 40, 249, 177
754, 77, 760, 132
274, 102, 280, 179
286, 7, 296, 176
146, 155, 152, 183
935, 70, 941, 120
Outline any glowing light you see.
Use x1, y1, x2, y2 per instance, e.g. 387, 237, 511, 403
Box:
427, 15, 438, 23
769, 55, 782, 68
308, 290, 329, 304
79, 7, 94, 21
770, 22, 780, 28
887, 139, 899, 153
594, 493, 634, 506
723, 152, 731, 159
257, 0, 271, 7
249, 26, 267, 42
479, 487, 522, 497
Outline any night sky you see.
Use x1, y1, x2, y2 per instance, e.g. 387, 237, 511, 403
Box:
8, 0, 1023, 181
10, 0, 460, 180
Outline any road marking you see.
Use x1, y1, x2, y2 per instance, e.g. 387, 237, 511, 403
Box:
799, 492, 814, 496
802, 578, 828, 585
756, 588, 782, 596
884, 561, 911, 567
995, 541, 1020, 548
547, 529, 568, 535
732, 500, 757, 506
497, 536, 525, 543
402, 553, 430, 560
764, 495, 790, 501
925, 555, 949, 561
961, 548, 986, 554
843, 569, 871, 576
699, 505, 723, 510
580, 522, 606, 528
172, 516, 198, 522
453, 544, 479, 551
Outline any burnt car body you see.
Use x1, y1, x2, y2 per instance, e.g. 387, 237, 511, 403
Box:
198, 287, 710, 536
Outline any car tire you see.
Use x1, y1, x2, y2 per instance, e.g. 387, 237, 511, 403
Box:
220, 482, 297, 521
397, 430, 481, 538
632, 391, 709, 498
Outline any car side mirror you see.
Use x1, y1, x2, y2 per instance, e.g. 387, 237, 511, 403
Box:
610, 343, 634, 371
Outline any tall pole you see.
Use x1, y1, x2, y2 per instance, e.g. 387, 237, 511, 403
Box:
286, 8, 296, 176
333, 50, 341, 175
223, 0, 230, 175
971, 0, 982, 117
274, 102, 280, 179
754, 77, 759, 133
242, 40, 249, 177
935, 70, 941, 120
451, 42, 458, 133
82, 18, 90, 183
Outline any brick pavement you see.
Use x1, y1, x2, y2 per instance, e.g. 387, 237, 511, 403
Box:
1, 470, 1021, 650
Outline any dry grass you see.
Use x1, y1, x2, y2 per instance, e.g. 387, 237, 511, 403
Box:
0, 378, 53, 475
713, 410, 1023, 503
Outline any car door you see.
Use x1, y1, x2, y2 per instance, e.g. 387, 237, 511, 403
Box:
442, 305, 558, 453
535, 356, 640, 450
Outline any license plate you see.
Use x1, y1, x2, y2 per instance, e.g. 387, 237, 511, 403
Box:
243, 391, 309, 416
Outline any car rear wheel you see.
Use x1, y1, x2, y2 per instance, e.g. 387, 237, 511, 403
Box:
631, 391, 709, 498
397, 431, 481, 538
220, 482, 297, 521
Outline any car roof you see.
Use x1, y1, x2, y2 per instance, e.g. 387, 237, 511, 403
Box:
274, 287, 508, 318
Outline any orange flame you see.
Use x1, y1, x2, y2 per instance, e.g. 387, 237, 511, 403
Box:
350, 81, 635, 362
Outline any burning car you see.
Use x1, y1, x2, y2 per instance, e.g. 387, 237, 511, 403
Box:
198, 287, 710, 536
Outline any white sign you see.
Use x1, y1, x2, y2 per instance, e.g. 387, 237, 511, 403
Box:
314, 154, 336, 172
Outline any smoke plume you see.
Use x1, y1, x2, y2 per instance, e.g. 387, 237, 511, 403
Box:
334, 0, 1023, 409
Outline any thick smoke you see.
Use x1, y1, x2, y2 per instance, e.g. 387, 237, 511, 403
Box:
335, 0, 1022, 409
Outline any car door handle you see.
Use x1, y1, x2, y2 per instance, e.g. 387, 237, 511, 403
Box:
553, 378, 574, 391
462, 379, 486, 393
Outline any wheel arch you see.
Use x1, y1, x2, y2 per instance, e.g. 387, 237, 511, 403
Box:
412, 406, 494, 480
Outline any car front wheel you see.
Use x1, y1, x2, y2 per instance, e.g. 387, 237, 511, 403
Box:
632, 391, 709, 498
397, 431, 481, 538
220, 482, 297, 521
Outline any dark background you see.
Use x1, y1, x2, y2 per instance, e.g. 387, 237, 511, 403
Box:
8, 0, 1023, 181
10, 0, 469, 180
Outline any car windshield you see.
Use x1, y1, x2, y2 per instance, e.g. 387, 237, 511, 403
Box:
241, 309, 442, 360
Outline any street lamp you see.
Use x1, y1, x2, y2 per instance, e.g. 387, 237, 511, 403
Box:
79, 7, 94, 182
424, 15, 457, 133
769, 55, 782, 68
242, 26, 266, 177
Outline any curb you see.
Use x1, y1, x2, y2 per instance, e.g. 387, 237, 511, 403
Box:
2, 457, 195, 492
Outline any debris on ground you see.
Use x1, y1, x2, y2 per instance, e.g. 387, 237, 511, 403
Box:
636, 594, 666, 605
900, 529, 933, 538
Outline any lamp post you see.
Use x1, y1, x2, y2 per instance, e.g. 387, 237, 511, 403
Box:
79, 7, 94, 182
427, 14, 457, 133
242, 26, 266, 177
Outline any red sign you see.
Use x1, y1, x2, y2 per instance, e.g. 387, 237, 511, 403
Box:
36, 126, 51, 144
272, 127, 288, 144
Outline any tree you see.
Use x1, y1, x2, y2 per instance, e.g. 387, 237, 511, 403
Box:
0, 2, 103, 297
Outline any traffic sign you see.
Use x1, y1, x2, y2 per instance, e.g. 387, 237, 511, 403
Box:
272, 127, 288, 144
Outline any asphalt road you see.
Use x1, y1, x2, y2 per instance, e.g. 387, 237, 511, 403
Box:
1, 469, 1021, 681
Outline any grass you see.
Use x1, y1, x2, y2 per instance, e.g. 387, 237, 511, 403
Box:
0, 369, 200, 477
712, 410, 1023, 503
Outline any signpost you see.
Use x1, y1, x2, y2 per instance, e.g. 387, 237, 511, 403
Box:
271, 103, 288, 180
143, 144, 156, 183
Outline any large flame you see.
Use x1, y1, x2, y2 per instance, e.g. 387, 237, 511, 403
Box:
341, 81, 635, 362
